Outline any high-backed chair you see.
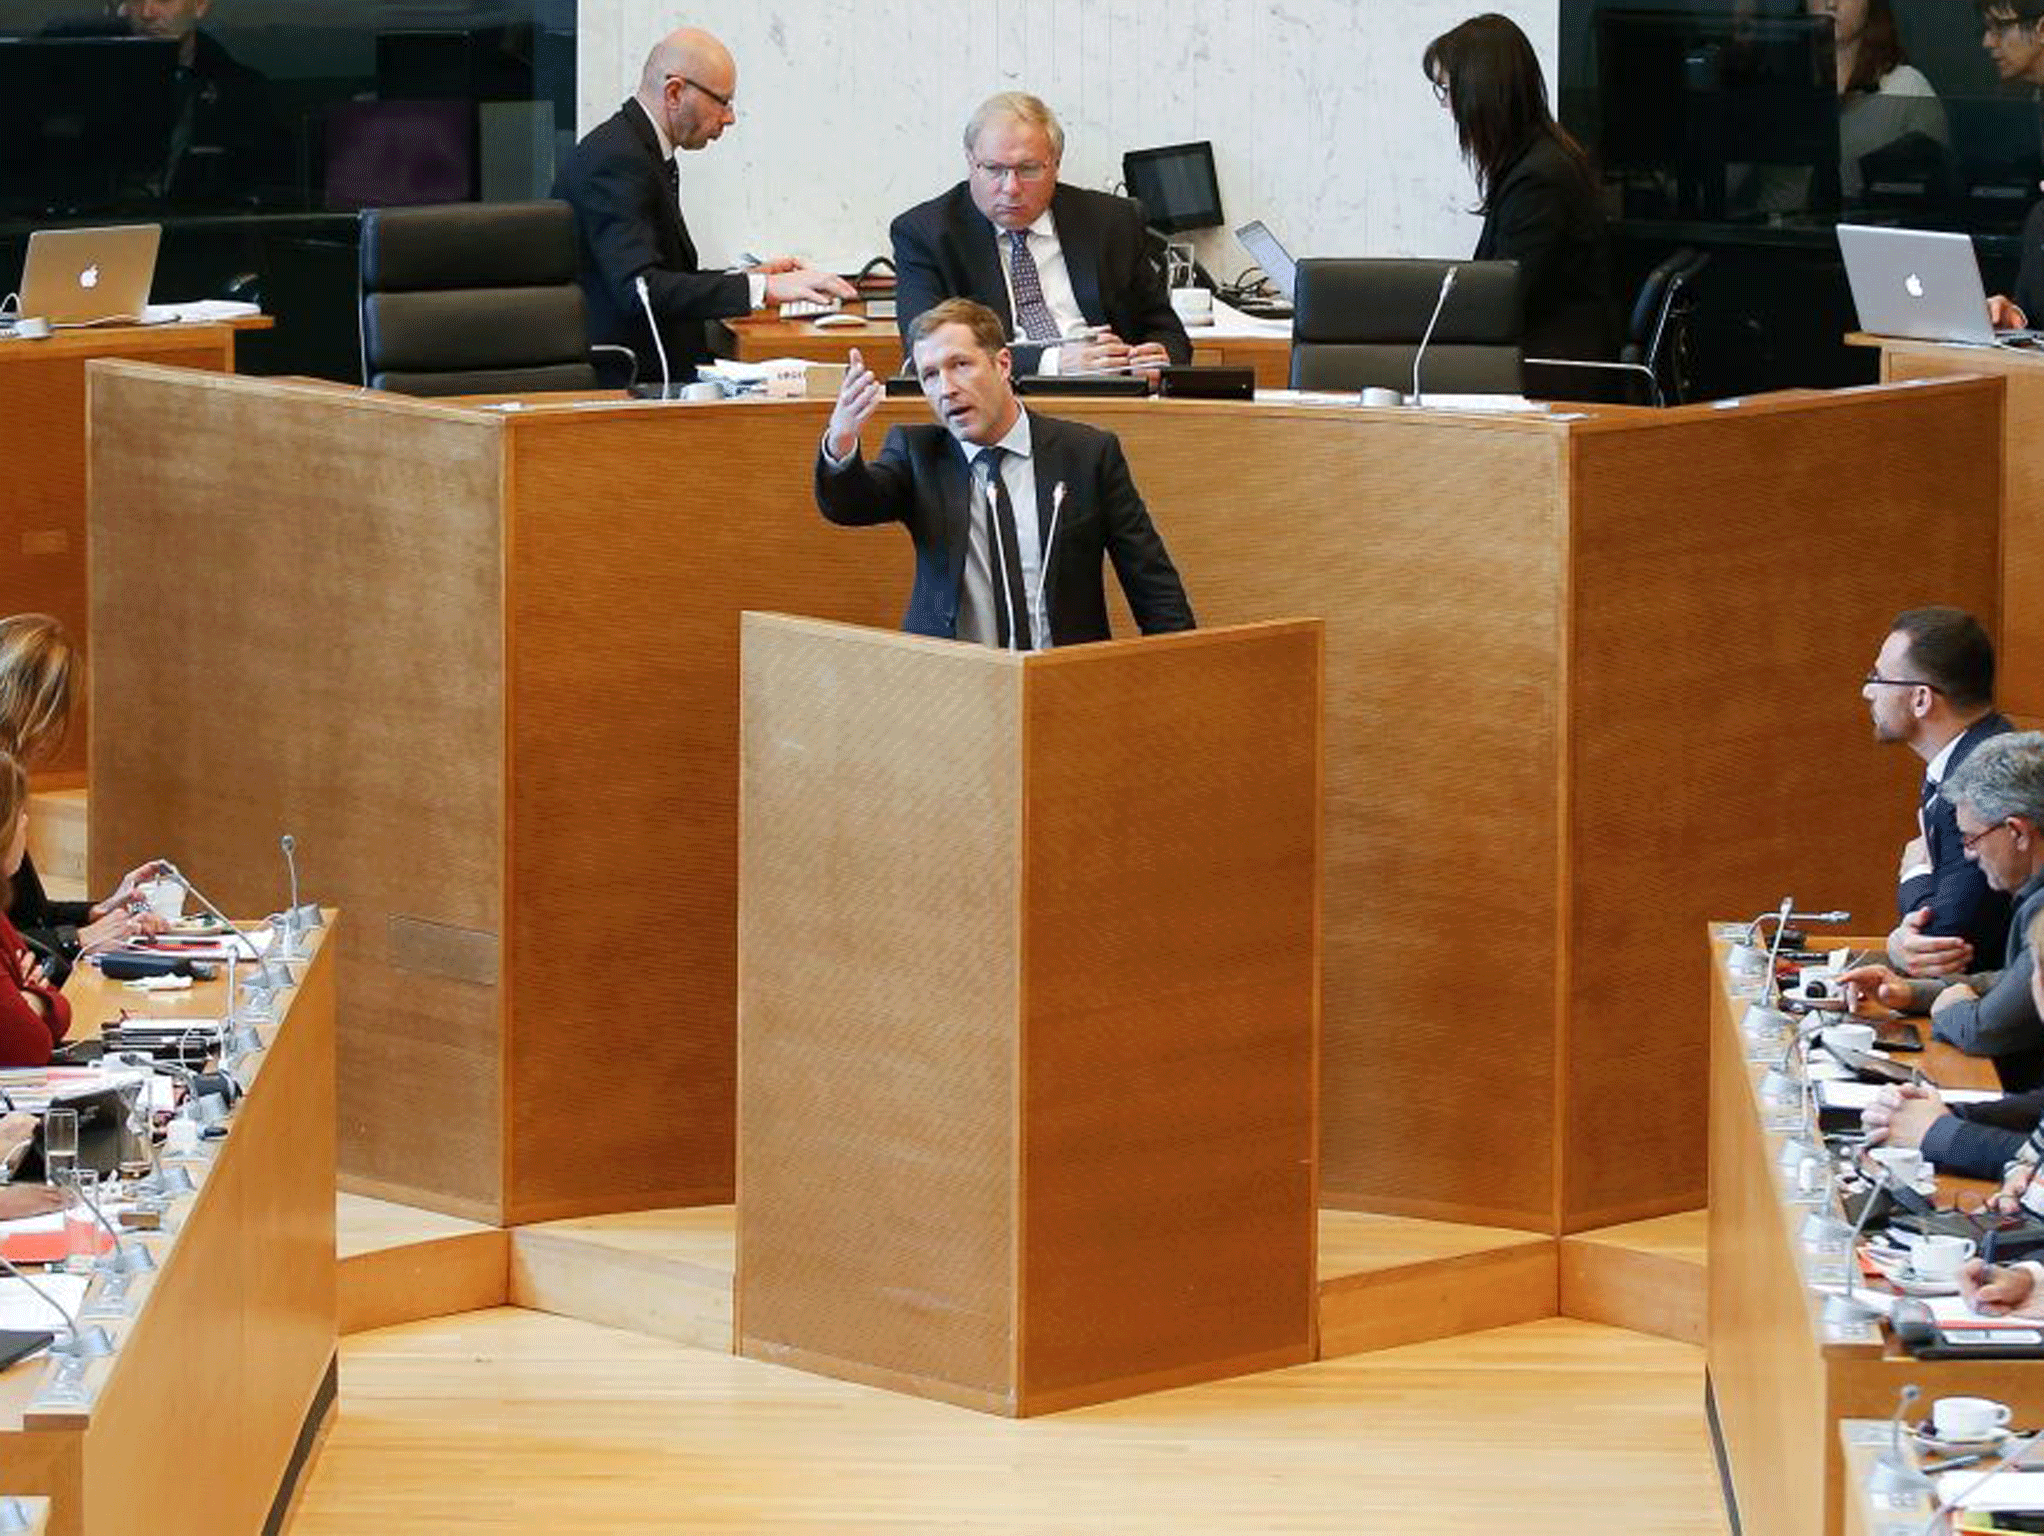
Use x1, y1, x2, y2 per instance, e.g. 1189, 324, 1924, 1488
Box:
1288, 257, 1523, 396
359, 200, 632, 395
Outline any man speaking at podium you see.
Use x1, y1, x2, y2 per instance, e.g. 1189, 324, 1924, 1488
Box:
814, 298, 1194, 648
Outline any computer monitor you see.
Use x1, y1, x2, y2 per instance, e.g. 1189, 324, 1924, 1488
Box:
1123, 141, 1223, 233
0, 36, 180, 215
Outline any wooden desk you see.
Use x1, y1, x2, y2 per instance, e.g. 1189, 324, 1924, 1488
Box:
1709, 931, 2044, 1536
0, 318, 266, 780
716, 306, 1294, 390
1850, 334, 2044, 722
84, 366, 1997, 1232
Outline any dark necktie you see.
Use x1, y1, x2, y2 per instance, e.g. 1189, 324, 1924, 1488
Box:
1004, 230, 1061, 344
975, 446, 1033, 651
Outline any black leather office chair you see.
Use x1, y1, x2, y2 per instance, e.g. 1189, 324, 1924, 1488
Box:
1524, 247, 1710, 407
359, 200, 633, 395
1288, 258, 1523, 395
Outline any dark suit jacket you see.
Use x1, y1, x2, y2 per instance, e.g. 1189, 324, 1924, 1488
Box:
3, 851, 86, 988
890, 183, 1191, 372
2015, 198, 2044, 328
1475, 132, 1615, 372
814, 411, 1194, 645
1899, 712, 2014, 970
551, 99, 751, 378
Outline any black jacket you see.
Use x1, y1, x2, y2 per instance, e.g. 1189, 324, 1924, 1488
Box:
552, 99, 751, 378
815, 411, 1193, 645
891, 182, 1191, 372
1475, 132, 1615, 371
1899, 713, 2014, 971
4, 851, 87, 986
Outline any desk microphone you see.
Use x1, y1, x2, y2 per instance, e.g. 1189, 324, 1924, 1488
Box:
278, 832, 321, 940
981, 463, 1026, 653
160, 861, 291, 993
1405, 265, 1458, 408
0, 1253, 110, 1363
635, 275, 673, 398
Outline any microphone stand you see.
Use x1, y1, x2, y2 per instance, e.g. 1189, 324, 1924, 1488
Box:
1404, 266, 1457, 407
0, 1253, 113, 1400
1821, 1161, 1893, 1328
273, 832, 322, 960
1867, 1382, 1938, 1502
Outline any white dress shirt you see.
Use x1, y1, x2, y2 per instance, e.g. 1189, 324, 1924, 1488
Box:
996, 210, 1086, 374
959, 409, 1050, 648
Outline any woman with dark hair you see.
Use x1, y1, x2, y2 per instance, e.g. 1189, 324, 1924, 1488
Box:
1423, 13, 1614, 392
0, 749, 73, 1067
1813, 0, 1949, 202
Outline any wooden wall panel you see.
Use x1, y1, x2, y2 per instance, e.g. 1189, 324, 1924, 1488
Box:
1018, 622, 1320, 1407
0, 327, 237, 778
501, 408, 908, 1222
1094, 402, 1571, 1228
1877, 346, 2042, 718
87, 364, 508, 1220
736, 617, 1020, 1409
1566, 382, 2002, 1229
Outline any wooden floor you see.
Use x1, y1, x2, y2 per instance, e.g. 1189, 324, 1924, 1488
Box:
284, 1309, 1727, 1534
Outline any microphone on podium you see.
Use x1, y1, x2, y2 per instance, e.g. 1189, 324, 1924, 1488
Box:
1405, 265, 1458, 407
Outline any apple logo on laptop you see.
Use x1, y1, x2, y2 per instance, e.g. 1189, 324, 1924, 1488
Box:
78, 264, 100, 291
1905, 272, 1925, 299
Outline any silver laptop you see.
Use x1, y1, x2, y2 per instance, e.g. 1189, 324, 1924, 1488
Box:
1837, 224, 1998, 346
1235, 219, 1298, 303
18, 224, 160, 327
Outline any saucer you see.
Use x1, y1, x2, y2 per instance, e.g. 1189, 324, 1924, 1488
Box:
1914, 1424, 2016, 1458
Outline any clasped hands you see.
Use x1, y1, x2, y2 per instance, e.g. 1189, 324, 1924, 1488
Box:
1058, 330, 1169, 378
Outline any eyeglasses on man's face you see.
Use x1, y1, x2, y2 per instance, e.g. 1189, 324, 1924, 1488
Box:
972, 160, 1052, 185
1862, 671, 1946, 693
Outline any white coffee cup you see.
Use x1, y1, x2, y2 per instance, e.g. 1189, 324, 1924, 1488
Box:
1934, 1395, 2013, 1441
1869, 1146, 1924, 1185
138, 879, 185, 921
1911, 1233, 1977, 1281
1824, 1022, 1876, 1056
1169, 286, 1212, 324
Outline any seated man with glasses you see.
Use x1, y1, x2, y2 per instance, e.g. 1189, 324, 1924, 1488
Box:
1861, 607, 2011, 977
1841, 730, 2044, 1094
889, 92, 1191, 379
553, 25, 851, 381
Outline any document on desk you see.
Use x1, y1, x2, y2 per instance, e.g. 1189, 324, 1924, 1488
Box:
0, 1274, 87, 1333
1934, 1469, 2044, 1510
1816, 1080, 2004, 1111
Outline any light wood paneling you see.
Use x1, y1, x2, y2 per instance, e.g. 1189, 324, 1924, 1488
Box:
0, 324, 250, 777
509, 1211, 735, 1352
88, 364, 508, 1219
89, 365, 2002, 1241
337, 1195, 508, 1336
286, 1310, 1728, 1535
1566, 385, 2001, 1229
1872, 343, 2044, 719
1559, 1212, 1707, 1345
23, 790, 85, 892
1317, 1213, 1557, 1357
737, 617, 1320, 1415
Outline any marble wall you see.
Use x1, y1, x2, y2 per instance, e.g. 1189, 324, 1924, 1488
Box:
576, 0, 1561, 278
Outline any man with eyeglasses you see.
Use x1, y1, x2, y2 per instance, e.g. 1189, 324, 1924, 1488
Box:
554, 26, 851, 381
1978, 0, 2044, 331
1860, 607, 2012, 978
889, 92, 1190, 379
1842, 732, 2044, 1101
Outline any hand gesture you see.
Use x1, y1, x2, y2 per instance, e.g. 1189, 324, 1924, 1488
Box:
826, 348, 884, 463
1994, 1162, 2038, 1215
75, 906, 168, 956
1859, 1081, 1945, 1149
89, 858, 168, 921
1989, 294, 2028, 331
1059, 330, 1131, 375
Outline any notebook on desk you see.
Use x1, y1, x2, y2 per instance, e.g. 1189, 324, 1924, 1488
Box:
1837, 223, 2005, 346
16, 223, 160, 327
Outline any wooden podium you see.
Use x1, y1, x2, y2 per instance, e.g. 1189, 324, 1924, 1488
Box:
735, 615, 1323, 1415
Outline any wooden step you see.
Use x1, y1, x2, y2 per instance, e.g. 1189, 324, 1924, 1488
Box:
509, 1207, 735, 1352
24, 787, 86, 897
337, 1193, 508, 1335
1558, 1210, 1707, 1345
1315, 1212, 1557, 1358
498, 1207, 1564, 1363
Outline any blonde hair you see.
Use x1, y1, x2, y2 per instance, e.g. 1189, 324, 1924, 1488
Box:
0, 750, 22, 838
0, 615, 75, 765
963, 91, 1065, 160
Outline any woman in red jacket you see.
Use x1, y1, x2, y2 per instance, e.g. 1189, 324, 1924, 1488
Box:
0, 750, 70, 1066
